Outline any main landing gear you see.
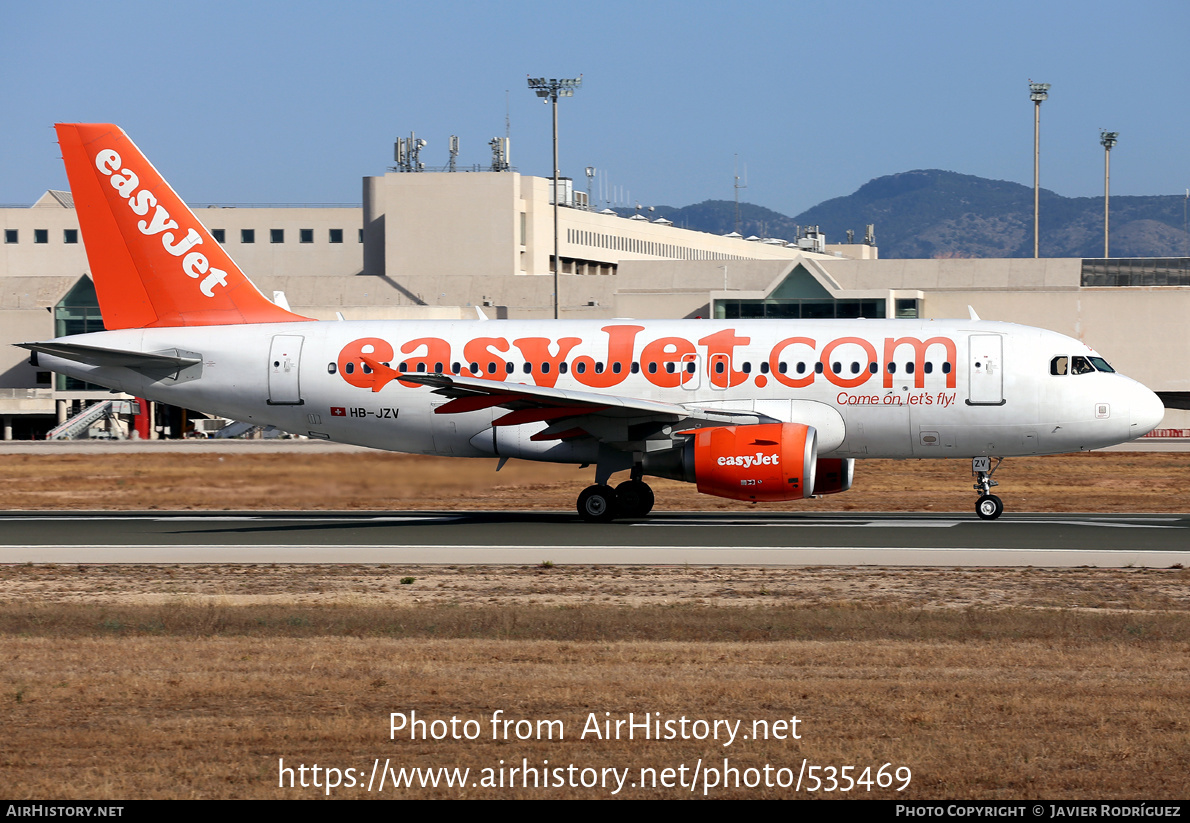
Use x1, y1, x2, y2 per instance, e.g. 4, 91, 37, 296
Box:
577, 471, 655, 522
972, 456, 1004, 520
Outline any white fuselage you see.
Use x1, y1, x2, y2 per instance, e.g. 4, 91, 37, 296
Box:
40, 317, 1163, 462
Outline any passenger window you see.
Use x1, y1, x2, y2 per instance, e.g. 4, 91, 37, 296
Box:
1071, 356, 1094, 375
576, 362, 587, 374
1050, 356, 1068, 376
327, 363, 337, 374
942, 362, 952, 374
686, 362, 696, 374
665, 362, 674, 374
905, 362, 915, 374
542, 362, 551, 374
924, 362, 933, 374
559, 362, 568, 374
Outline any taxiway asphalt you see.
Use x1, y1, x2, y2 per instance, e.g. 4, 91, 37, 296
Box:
2, 511, 1188, 567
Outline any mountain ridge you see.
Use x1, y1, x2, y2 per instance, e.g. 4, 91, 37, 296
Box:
615, 170, 1190, 259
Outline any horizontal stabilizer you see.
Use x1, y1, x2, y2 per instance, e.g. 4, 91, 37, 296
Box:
19, 341, 200, 372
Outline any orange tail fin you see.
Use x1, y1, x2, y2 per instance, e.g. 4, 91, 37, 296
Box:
55, 123, 312, 329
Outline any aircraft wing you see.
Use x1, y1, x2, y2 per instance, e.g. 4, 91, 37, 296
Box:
392, 370, 771, 448
18, 342, 201, 373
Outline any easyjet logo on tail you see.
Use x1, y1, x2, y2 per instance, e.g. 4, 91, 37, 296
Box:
93, 149, 228, 298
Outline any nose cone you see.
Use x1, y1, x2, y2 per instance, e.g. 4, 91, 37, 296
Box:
1129, 383, 1165, 439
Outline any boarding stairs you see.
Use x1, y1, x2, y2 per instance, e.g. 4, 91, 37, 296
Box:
47, 399, 140, 440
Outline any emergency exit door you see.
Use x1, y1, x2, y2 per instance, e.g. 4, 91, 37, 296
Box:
267, 334, 305, 405
967, 334, 1004, 405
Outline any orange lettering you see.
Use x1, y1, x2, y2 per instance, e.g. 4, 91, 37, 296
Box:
512, 337, 581, 388
462, 337, 510, 380
397, 336, 452, 387
768, 337, 816, 389
337, 337, 396, 391
821, 337, 877, 389
641, 336, 696, 388
698, 328, 751, 388
883, 337, 957, 389
572, 325, 643, 388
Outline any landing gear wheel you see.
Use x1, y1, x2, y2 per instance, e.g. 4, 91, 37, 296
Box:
976, 494, 1004, 520
615, 480, 655, 518
577, 484, 619, 522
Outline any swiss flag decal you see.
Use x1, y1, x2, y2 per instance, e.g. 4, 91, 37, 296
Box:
331, 407, 346, 417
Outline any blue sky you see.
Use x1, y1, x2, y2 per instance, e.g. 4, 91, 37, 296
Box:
3, 0, 1188, 217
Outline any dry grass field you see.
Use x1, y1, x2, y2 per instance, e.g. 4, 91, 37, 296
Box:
1, 450, 1188, 799
0, 448, 1187, 512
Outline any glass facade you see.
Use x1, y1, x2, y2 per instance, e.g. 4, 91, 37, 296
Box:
1082, 258, 1190, 287
54, 277, 107, 391
716, 298, 886, 319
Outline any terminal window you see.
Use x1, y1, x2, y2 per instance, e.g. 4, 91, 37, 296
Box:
241, 229, 255, 244
271, 229, 284, 244
211, 229, 225, 243
300, 229, 314, 243
4, 229, 16, 244
329, 229, 343, 244
34, 229, 48, 244
64, 229, 78, 244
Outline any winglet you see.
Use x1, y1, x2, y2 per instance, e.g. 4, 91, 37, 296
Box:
54, 123, 313, 329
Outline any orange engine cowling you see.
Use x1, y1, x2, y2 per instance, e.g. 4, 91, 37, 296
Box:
692, 423, 817, 502
813, 458, 854, 495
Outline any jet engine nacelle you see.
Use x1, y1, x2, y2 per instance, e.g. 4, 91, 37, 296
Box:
813, 457, 854, 495
689, 422, 817, 502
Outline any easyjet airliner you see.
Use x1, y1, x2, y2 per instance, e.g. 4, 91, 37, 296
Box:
22, 124, 1166, 520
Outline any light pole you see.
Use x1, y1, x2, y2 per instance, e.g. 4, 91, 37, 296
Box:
1100, 131, 1118, 258
527, 75, 582, 319
1029, 81, 1050, 258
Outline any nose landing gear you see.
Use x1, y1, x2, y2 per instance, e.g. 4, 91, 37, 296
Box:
972, 456, 1004, 520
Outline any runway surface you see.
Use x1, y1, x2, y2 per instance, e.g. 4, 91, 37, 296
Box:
3, 511, 1189, 567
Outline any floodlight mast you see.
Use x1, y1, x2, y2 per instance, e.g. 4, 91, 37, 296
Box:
527, 75, 583, 319
1029, 81, 1050, 259
1100, 130, 1119, 257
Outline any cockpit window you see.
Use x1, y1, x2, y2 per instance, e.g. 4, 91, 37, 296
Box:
1071, 356, 1095, 375
1050, 356, 1068, 376
1089, 357, 1115, 373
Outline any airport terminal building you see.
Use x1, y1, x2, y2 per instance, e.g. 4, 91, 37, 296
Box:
2, 164, 1187, 438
